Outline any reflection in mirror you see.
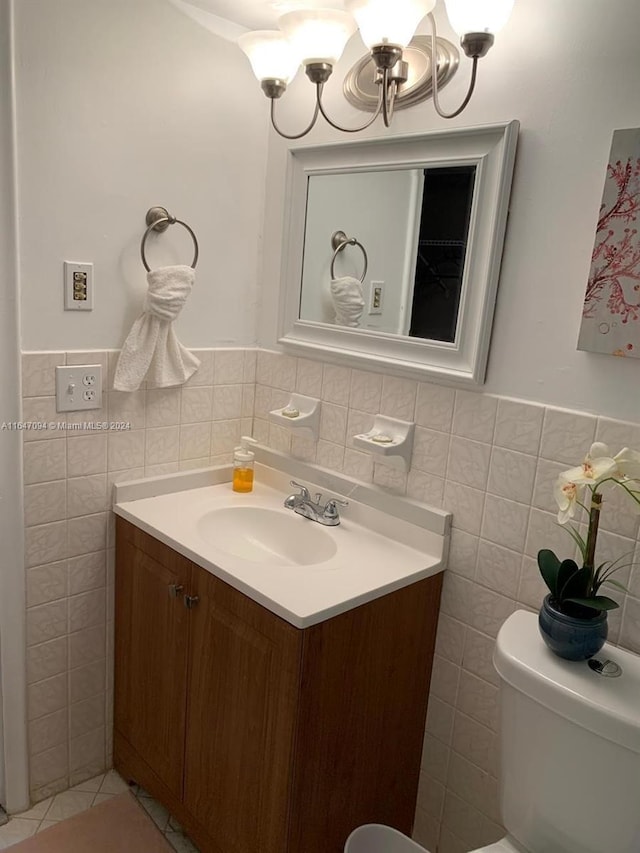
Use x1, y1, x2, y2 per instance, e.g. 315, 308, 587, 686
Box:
279, 122, 519, 386
410, 165, 475, 342
299, 165, 475, 344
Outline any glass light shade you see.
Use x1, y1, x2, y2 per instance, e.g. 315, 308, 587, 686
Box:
345, 0, 436, 49
445, 0, 514, 35
237, 30, 300, 82
278, 9, 357, 66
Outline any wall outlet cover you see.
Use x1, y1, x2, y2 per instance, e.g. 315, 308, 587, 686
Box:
55, 364, 102, 412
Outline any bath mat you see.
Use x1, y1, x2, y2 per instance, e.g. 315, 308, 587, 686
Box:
7, 791, 173, 852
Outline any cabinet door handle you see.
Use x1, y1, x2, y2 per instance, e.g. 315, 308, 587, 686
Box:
168, 583, 184, 598
184, 595, 199, 609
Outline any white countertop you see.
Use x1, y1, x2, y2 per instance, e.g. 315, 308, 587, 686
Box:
113, 464, 449, 629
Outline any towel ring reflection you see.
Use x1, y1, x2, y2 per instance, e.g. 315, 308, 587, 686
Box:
330, 230, 368, 284
140, 206, 199, 272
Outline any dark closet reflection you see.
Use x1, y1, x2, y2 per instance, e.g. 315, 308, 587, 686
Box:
409, 165, 475, 342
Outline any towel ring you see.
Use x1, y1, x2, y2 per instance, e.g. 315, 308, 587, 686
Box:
330, 230, 368, 283
140, 206, 199, 272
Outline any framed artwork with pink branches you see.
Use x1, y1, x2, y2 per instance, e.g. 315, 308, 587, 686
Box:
578, 128, 640, 358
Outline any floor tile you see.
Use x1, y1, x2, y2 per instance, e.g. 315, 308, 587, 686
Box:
0, 818, 40, 848
92, 792, 117, 806
37, 820, 60, 832
138, 796, 170, 831
45, 790, 96, 821
13, 798, 52, 821
71, 773, 104, 793
168, 815, 183, 832
99, 769, 130, 795
3, 769, 200, 851
165, 832, 200, 852
135, 785, 153, 799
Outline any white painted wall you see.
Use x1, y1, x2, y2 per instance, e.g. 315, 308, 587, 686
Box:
0, 0, 29, 815
258, 0, 640, 423
300, 169, 420, 333
15, 0, 269, 351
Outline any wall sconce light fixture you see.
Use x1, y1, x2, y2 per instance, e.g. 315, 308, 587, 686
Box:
238, 0, 514, 139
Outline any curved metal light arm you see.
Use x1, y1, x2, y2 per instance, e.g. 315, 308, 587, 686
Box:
270, 97, 321, 140
316, 80, 386, 133
428, 12, 479, 120
381, 70, 400, 127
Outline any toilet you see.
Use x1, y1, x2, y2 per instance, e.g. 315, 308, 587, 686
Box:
345, 609, 640, 853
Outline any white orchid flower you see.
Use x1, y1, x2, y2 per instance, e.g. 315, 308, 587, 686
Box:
554, 475, 582, 524
560, 442, 618, 486
614, 447, 640, 481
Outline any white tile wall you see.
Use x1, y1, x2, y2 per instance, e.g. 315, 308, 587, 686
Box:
21, 347, 640, 852
252, 349, 640, 853
21, 348, 255, 803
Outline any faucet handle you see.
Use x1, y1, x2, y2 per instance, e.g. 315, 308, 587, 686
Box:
289, 480, 310, 499
323, 497, 349, 520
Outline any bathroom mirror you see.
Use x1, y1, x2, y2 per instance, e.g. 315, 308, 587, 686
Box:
278, 121, 519, 386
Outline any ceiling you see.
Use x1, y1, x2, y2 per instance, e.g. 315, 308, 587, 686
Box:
168, 0, 348, 40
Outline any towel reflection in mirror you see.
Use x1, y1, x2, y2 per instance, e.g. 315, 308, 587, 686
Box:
330, 275, 365, 327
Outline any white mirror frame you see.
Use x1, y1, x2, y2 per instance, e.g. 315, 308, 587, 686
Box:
278, 120, 519, 386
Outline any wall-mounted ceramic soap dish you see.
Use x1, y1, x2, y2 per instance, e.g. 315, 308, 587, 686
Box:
353, 415, 415, 471
269, 394, 321, 441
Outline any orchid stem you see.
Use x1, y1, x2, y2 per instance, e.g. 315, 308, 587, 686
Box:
584, 492, 602, 574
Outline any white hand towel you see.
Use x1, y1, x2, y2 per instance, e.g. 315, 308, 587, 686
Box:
330, 275, 365, 327
113, 264, 201, 392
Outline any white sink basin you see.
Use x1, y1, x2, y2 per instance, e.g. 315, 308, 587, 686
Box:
196, 506, 337, 566
113, 464, 450, 628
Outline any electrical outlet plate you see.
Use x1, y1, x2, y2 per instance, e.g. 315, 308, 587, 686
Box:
55, 364, 103, 412
64, 261, 94, 310
369, 280, 384, 315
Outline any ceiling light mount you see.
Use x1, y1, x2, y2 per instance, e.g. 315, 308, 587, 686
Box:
344, 36, 458, 113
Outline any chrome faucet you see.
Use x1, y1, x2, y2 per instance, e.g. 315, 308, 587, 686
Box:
284, 480, 348, 526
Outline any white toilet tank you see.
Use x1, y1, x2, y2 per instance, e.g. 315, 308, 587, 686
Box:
494, 612, 640, 853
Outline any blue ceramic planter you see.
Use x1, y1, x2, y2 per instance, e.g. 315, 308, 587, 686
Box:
538, 594, 608, 661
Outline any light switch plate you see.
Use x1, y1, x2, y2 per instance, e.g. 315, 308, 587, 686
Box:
55, 364, 102, 412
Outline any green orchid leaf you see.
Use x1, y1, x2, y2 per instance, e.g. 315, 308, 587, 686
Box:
594, 563, 608, 584
537, 549, 561, 595
599, 562, 634, 584
601, 578, 629, 593
607, 551, 635, 569
557, 559, 580, 597
565, 596, 620, 611
559, 565, 591, 601
562, 525, 587, 560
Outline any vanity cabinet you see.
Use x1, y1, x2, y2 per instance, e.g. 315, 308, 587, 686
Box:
114, 522, 191, 800
114, 517, 442, 853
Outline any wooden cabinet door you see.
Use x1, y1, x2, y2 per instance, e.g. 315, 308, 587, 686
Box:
183, 566, 303, 853
114, 518, 192, 799
288, 574, 443, 853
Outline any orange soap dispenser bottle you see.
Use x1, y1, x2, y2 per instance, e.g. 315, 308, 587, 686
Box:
232, 436, 257, 493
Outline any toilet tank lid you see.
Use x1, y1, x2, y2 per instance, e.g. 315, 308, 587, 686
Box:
494, 611, 640, 754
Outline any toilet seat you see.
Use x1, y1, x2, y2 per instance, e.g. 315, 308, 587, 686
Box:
343, 826, 528, 853
470, 837, 528, 853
